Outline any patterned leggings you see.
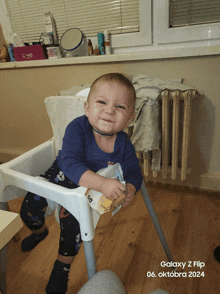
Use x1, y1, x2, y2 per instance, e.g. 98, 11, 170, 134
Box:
20, 160, 82, 257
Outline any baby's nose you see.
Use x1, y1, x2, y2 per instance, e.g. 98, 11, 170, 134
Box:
105, 105, 115, 114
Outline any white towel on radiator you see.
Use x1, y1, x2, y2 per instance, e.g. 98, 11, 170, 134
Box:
128, 75, 199, 171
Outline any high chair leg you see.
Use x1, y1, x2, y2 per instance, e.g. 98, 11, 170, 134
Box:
141, 182, 175, 265
83, 240, 97, 280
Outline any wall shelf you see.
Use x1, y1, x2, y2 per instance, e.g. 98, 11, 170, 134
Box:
0, 45, 220, 69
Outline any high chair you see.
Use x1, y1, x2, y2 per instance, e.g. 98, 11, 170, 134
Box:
0, 96, 174, 294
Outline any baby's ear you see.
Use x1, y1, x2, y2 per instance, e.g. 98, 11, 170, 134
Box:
127, 112, 135, 126
84, 101, 89, 117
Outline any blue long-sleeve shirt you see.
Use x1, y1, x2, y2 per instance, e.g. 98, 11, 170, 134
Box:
56, 115, 143, 192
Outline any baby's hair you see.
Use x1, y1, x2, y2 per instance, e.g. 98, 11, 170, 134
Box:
88, 73, 136, 105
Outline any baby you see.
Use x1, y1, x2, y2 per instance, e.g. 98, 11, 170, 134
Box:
20, 73, 143, 294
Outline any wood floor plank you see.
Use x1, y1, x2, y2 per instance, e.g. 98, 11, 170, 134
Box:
6, 187, 220, 294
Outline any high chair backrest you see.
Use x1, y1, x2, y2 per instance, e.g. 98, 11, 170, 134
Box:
44, 96, 87, 157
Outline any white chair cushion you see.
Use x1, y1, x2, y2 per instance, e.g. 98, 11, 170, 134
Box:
44, 95, 88, 222
44, 96, 87, 157
76, 88, 91, 97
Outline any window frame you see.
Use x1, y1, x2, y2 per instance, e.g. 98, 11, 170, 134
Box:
110, 0, 152, 48
153, 0, 220, 45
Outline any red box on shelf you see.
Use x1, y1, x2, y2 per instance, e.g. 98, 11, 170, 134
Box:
13, 45, 48, 61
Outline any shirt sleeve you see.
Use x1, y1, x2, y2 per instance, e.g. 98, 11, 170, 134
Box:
119, 135, 143, 192
60, 118, 90, 185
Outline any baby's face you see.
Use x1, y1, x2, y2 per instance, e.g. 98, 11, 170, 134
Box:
84, 80, 134, 135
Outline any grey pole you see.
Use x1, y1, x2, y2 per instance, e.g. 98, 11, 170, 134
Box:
141, 182, 174, 264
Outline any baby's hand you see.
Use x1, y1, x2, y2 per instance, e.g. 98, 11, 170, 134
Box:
101, 178, 126, 201
122, 183, 136, 207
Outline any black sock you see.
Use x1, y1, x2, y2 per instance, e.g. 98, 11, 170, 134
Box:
21, 228, 48, 252
45, 260, 71, 294
214, 246, 220, 263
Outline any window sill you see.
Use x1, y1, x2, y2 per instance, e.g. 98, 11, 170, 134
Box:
0, 44, 220, 69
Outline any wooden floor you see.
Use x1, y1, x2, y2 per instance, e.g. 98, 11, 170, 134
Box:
6, 186, 220, 294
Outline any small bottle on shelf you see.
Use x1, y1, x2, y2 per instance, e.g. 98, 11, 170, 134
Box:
104, 30, 111, 55
97, 33, 105, 55
94, 45, 100, 55
88, 39, 94, 56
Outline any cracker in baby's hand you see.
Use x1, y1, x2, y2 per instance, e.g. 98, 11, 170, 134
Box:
112, 190, 126, 216
114, 191, 125, 206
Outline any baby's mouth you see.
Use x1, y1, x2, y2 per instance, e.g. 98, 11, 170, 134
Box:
102, 118, 113, 123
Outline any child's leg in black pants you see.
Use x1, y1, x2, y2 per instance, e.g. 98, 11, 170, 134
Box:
46, 207, 82, 294
20, 191, 49, 251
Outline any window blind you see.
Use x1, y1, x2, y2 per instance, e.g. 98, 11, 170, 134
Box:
6, 0, 139, 44
169, 0, 220, 28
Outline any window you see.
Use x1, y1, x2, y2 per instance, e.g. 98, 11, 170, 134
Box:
154, 0, 220, 44
0, 0, 152, 51
0, 0, 219, 58
169, 0, 220, 28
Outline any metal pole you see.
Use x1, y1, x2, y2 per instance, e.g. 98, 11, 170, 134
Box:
141, 182, 174, 263
83, 240, 97, 280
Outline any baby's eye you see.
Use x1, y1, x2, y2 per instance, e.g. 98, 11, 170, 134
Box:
97, 100, 106, 104
116, 105, 126, 109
